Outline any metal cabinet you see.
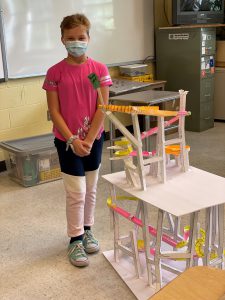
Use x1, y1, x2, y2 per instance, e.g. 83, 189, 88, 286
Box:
156, 27, 216, 132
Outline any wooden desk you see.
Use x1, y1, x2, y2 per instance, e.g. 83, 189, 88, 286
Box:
150, 266, 225, 300
102, 165, 225, 299
109, 90, 180, 171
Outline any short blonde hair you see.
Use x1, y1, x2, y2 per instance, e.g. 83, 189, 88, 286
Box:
60, 13, 91, 37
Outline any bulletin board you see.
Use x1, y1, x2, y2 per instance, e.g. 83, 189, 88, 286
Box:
0, 0, 154, 79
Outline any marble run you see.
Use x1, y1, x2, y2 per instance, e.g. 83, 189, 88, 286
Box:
99, 89, 190, 190
107, 196, 224, 266
90, 74, 225, 296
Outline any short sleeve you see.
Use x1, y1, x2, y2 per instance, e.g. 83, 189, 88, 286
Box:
42, 67, 59, 91
99, 64, 113, 87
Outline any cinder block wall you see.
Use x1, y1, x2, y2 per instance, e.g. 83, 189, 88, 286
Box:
0, 76, 52, 162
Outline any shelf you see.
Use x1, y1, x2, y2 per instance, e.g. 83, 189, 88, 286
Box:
159, 23, 225, 30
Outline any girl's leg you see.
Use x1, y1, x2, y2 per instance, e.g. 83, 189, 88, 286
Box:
83, 134, 104, 228
82, 134, 104, 253
54, 138, 88, 267
62, 172, 86, 238
84, 167, 100, 227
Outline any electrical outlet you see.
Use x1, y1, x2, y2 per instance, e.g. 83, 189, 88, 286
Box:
47, 110, 51, 121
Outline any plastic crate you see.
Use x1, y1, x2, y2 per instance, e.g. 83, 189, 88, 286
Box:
119, 64, 148, 77
0, 133, 61, 187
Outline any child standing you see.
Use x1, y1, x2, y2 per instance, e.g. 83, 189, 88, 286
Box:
43, 13, 112, 267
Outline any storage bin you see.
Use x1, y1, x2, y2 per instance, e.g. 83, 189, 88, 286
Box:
0, 133, 61, 187
119, 64, 148, 76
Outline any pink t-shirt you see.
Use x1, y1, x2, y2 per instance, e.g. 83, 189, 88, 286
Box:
42, 57, 112, 141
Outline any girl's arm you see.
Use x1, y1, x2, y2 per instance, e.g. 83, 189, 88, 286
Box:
84, 85, 109, 146
47, 90, 72, 141
46, 90, 90, 156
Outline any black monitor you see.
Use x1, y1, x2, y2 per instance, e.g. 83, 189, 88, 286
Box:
172, 0, 225, 25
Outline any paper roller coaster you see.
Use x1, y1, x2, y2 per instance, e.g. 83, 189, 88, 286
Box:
99, 89, 190, 190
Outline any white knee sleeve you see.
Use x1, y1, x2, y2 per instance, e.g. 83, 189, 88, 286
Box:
62, 172, 86, 193
62, 172, 86, 237
84, 167, 100, 226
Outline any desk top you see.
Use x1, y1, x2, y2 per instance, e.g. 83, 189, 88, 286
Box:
109, 79, 159, 96
110, 89, 180, 105
102, 165, 225, 217
150, 266, 225, 300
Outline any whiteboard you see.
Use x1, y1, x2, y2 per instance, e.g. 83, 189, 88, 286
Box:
0, 8, 6, 80
0, 0, 154, 79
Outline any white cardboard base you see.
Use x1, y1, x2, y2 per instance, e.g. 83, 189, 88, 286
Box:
103, 249, 188, 300
103, 250, 155, 300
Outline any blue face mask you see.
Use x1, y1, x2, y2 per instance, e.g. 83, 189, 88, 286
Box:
65, 41, 88, 57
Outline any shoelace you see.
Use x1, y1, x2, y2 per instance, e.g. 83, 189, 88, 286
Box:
68, 243, 85, 257
85, 231, 98, 245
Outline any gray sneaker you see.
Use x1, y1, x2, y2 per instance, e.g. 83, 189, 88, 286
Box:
83, 230, 100, 254
67, 240, 89, 267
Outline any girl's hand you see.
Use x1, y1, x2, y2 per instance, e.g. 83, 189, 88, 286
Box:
71, 139, 91, 157
83, 137, 93, 151
82, 140, 93, 152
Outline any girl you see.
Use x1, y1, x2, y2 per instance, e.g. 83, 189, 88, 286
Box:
43, 13, 112, 267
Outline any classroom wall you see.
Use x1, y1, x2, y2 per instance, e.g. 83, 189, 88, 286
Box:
0, 76, 51, 161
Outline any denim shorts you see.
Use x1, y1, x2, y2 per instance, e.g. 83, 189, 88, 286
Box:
54, 133, 104, 176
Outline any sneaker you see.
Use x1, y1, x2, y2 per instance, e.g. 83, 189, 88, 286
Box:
83, 230, 100, 254
67, 240, 89, 267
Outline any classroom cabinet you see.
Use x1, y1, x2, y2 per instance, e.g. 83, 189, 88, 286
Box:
156, 27, 216, 132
